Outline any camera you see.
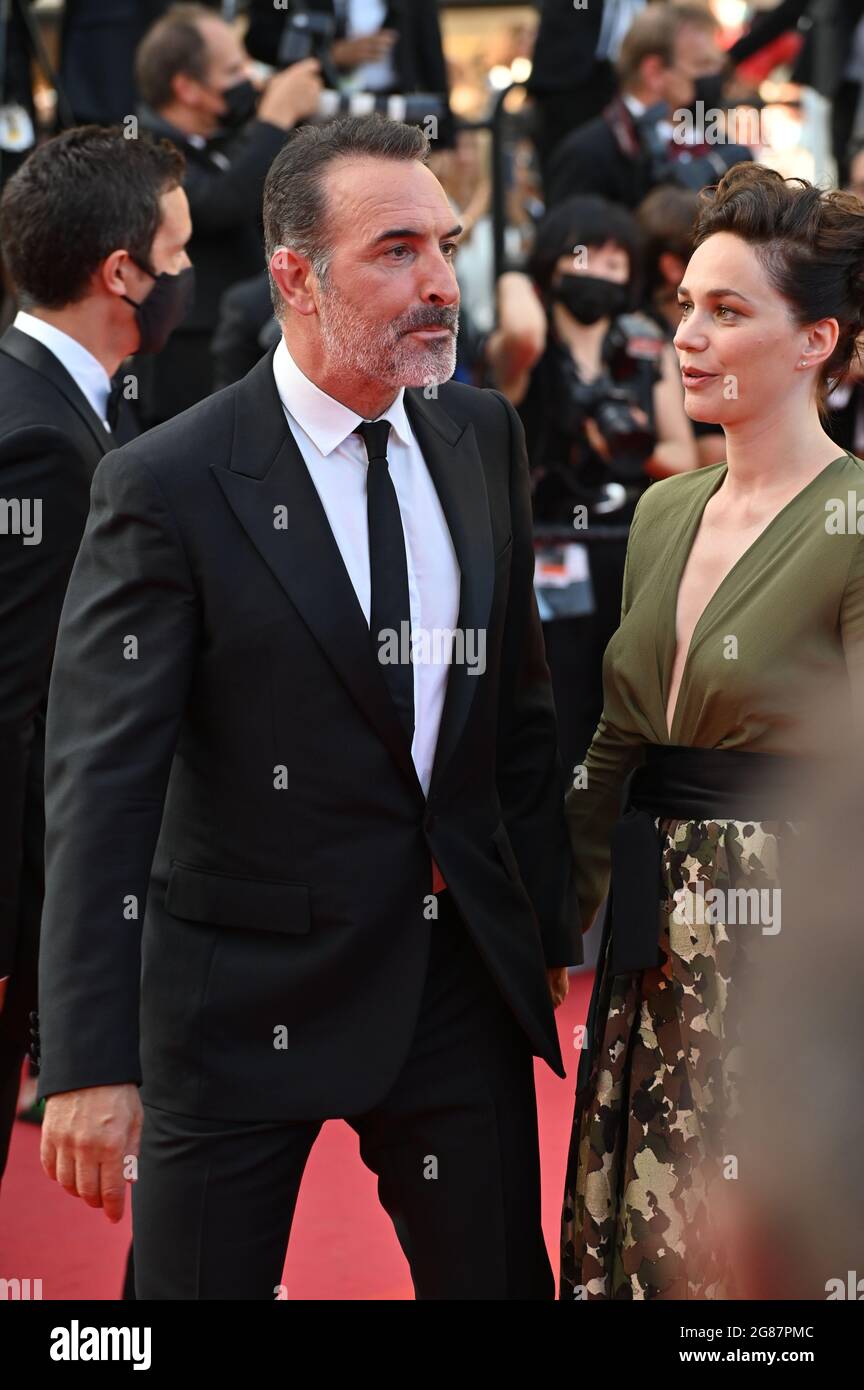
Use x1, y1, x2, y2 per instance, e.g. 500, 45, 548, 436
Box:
277, 6, 447, 128
567, 373, 656, 482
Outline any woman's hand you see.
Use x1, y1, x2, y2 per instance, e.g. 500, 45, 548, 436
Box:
547, 967, 569, 1009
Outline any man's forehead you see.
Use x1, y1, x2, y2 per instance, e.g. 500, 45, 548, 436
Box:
325, 161, 453, 237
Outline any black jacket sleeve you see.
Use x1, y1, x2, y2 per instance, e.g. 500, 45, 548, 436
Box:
726, 0, 811, 66
182, 120, 288, 233
36, 448, 199, 1098
0, 427, 92, 977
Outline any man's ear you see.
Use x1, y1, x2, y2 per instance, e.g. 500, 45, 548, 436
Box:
270, 246, 318, 317
100, 248, 138, 302
172, 70, 207, 110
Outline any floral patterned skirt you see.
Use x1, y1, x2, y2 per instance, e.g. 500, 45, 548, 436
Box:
560, 816, 786, 1300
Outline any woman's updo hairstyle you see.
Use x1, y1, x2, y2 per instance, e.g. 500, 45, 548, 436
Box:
691, 162, 864, 422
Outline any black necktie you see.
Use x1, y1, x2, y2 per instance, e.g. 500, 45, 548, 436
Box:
354, 419, 414, 743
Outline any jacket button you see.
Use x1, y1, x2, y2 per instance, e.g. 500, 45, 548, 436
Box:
425, 812, 437, 832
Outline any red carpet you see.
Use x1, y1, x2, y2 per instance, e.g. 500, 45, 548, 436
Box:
0, 972, 592, 1300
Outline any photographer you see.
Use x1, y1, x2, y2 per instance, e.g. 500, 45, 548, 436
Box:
485, 194, 696, 774
132, 2, 323, 423
545, 4, 751, 211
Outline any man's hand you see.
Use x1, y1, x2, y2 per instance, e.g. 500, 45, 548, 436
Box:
41, 1084, 143, 1223
331, 30, 398, 70
258, 59, 324, 130
547, 966, 569, 1009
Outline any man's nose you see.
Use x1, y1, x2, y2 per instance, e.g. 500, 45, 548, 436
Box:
422, 255, 460, 305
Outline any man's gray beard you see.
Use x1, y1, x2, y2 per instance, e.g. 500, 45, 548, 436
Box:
317, 280, 458, 388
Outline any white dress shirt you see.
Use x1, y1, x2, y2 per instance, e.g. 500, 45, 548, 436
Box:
622, 90, 675, 146
13, 309, 113, 431
272, 336, 461, 798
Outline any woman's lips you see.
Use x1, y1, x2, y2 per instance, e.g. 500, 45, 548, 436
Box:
681, 367, 717, 389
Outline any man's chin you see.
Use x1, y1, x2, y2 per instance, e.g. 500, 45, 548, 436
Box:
396, 341, 457, 389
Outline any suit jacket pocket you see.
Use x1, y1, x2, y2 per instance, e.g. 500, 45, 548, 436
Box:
165, 861, 311, 934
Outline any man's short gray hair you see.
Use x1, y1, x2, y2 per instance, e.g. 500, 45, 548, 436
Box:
263, 114, 432, 320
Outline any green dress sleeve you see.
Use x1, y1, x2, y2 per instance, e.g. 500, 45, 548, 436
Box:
564, 495, 648, 934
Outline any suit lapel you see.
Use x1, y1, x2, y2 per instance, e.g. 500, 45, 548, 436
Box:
0, 326, 117, 457
403, 391, 494, 797
211, 348, 494, 800
212, 348, 422, 796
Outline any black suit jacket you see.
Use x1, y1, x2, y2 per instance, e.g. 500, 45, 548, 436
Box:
0, 326, 126, 978
546, 103, 752, 210
35, 349, 580, 1119
527, 0, 606, 93
546, 113, 656, 210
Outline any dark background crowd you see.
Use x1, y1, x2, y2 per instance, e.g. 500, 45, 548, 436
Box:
2, 0, 864, 1258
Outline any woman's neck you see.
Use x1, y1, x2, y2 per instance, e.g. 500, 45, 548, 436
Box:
720, 397, 846, 500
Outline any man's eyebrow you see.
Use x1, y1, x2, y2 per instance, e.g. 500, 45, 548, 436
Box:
677, 285, 754, 304
370, 223, 464, 246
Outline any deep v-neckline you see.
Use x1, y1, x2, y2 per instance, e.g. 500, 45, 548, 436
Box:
660, 451, 851, 742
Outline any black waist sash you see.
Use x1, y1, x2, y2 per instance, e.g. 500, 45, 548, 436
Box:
607, 743, 805, 975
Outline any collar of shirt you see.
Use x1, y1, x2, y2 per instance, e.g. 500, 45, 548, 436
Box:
621, 91, 675, 143
13, 309, 113, 430
272, 335, 412, 456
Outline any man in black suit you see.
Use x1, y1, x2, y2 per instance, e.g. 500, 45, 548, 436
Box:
527, 0, 644, 185
133, 3, 324, 424
36, 112, 579, 1299
546, 4, 749, 210
0, 125, 191, 1183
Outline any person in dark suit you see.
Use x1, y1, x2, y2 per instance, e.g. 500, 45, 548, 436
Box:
132, 3, 324, 424
58, 1, 173, 126
0, 124, 191, 1187
244, 0, 454, 145
526, 0, 643, 185
546, 4, 750, 211
35, 112, 579, 1300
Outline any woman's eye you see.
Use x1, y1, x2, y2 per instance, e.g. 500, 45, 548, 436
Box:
676, 301, 736, 319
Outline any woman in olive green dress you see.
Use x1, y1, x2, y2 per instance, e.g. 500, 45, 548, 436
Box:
560, 164, 864, 1299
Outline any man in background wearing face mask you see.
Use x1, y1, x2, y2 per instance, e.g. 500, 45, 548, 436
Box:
0, 124, 192, 1194
134, 3, 323, 425
545, 4, 750, 211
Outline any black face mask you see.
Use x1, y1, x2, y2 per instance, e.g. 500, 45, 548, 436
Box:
122, 261, 195, 354
551, 273, 629, 326
690, 72, 728, 115
218, 78, 259, 129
